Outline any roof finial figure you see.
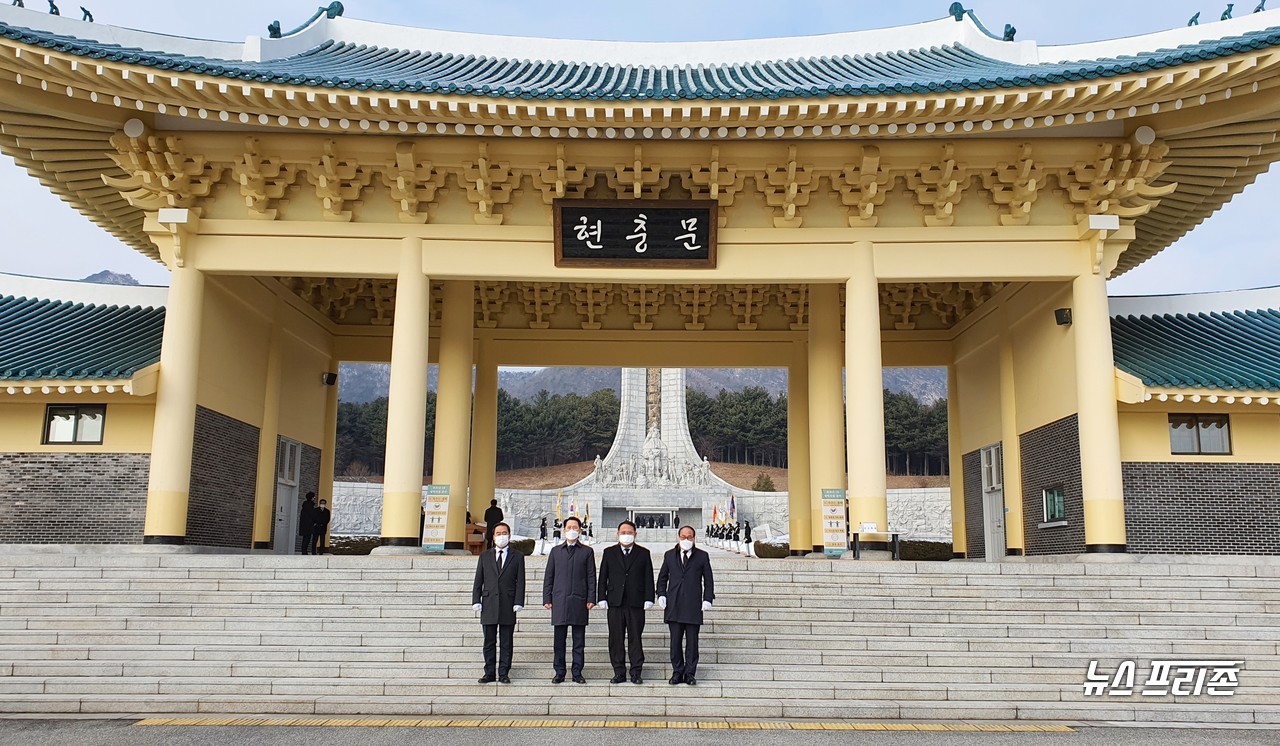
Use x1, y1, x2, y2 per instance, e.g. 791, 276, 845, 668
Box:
267, 20, 281, 38
1222, 3, 1235, 18
324, 1, 344, 19
47, 0, 58, 15
1188, 11, 1201, 24
79, 5, 91, 21
11, 0, 23, 8
1256, 1, 1267, 12
948, 2, 966, 21
1003, 23, 1017, 41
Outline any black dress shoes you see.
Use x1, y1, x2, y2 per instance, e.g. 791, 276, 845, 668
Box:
669, 675, 682, 685
573, 675, 587, 684
631, 674, 643, 684
498, 675, 511, 684
477, 675, 496, 684
685, 676, 697, 686
551, 674, 565, 684
610, 673, 626, 684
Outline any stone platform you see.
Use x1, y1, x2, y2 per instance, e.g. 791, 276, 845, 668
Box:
0, 550, 1276, 725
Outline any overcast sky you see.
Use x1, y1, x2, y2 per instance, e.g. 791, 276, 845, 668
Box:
1, 0, 1276, 294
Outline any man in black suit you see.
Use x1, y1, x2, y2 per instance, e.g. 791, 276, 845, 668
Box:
596, 520, 655, 684
483, 498, 504, 549
542, 516, 595, 684
471, 522, 526, 684
656, 525, 715, 686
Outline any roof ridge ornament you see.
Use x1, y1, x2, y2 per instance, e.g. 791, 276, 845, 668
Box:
1222, 3, 1235, 19
948, 3, 966, 21
268, 1, 344, 40
1188, 12, 1200, 25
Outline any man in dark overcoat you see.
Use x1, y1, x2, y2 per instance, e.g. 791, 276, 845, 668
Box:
471, 522, 526, 684
656, 525, 715, 686
298, 492, 317, 555
542, 516, 596, 683
596, 520, 655, 683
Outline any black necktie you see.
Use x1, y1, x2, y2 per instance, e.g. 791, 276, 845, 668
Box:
624, 548, 630, 558
682, 551, 689, 568
498, 550, 504, 570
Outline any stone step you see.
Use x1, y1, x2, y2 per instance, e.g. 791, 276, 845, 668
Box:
4, 674, 1278, 706
0, 691, 1274, 724
1, 552, 1276, 724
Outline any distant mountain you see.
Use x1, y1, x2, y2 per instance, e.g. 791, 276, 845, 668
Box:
81, 270, 139, 286
338, 363, 947, 404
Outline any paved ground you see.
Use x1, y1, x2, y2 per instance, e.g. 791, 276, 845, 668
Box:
0, 719, 1277, 745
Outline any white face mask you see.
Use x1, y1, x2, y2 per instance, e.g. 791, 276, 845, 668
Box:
679, 539, 694, 552
618, 534, 635, 546
494, 534, 510, 548
564, 529, 580, 541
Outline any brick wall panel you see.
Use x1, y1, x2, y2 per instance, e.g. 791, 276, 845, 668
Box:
187, 406, 258, 549
1123, 462, 1280, 555
962, 450, 984, 560
0, 452, 148, 543
1020, 415, 1086, 556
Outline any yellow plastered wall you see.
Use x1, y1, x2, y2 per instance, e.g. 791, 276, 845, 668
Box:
196, 276, 332, 450
953, 282, 1080, 454
1010, 285, 1078, 434
0, 398, 155, 453
1120, 407, 1280, 463
276, 331, 332, 446
197, 278, 272, 429
955, 340, 1001, 454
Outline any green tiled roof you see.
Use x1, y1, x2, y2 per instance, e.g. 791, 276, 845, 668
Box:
1111, 309, 1280, 392
0, 295, 164, 381
2, 19, 1280, 101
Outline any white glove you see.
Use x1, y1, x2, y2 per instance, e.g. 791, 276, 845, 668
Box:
472, 603, 482, 612
702, 600, 712, 611
658, 596, 667, 609
644, 601, 654, 610
513, 605, 523, 613
596, 600, 608, 610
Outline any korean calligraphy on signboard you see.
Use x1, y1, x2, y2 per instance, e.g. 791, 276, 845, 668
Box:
554, 200, 717, 268
421, 484, 450, 552
821, 488, 848, 557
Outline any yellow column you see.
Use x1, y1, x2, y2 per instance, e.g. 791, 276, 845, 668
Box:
844, 242, 889, 542
319, 359, 340, 548
1073, 269, 1127, 551
432, 280, 475, 551
143, 263, 205, 544
807, 283, 845, 555
787, 340, 812, 556
468, 336, 498, 519
946, 364, 967, 558
998, 330, 1026, 554
250, 312, 283, 549
378, 238, 431, 548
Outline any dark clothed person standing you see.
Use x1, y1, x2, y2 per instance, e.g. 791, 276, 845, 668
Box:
656, 525, 715, 685
297, 492, 317, 555
483, 499, 504, 549
542, 517, 596, 683
597, 521, 655, 683
472, 522, 526, 683
309, 499, 331, 555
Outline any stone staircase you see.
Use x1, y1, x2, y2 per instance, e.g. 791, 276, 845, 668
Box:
0, 549, 1277, 724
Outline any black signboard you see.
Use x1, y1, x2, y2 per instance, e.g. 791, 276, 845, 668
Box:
554, 200, 717, 268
